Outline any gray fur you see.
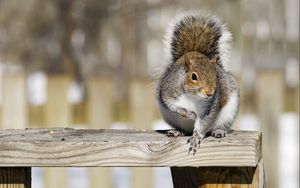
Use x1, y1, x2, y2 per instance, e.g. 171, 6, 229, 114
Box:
156, 12, 239, 154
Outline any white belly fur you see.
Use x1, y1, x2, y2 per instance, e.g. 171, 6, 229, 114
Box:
215, 92, 239, 127
173, 94, 210, 116
173, 94, 197, 113
173, 92, 238, 128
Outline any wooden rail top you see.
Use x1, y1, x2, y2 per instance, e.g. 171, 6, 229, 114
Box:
0, 128, 261, 167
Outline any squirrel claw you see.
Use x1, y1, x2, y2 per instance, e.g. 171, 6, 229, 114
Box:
177, 108, 189, 118
188, 112, 197, 119
187, 132, 203, 155
211, 129, 227, 138
166, 129, 185, 137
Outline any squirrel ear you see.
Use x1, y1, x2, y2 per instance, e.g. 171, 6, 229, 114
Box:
184, 54, 191, 71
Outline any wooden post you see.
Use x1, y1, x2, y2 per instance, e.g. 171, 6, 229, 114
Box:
45, 75, 71, 126
129, 80, 156, 188
129, 80, 156, 130
1, 73, 27, 129
0, 167, 31, 188
44, 75, 71, 188
285, 18, 299, 114
87, 78, 113, 129
240, 0, 257, 114
87, 77, 113, 188
256, 70, 283, 188
0, 73, 30, 187
171, 159, 265, 188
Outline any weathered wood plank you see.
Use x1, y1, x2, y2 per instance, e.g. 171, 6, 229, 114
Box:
87, 78, 113, 129
0, 129, 261, 167
1, 73, 27, 129
0, 167, 31, 188
171, 158, 265, 188
45, 75, 71, 126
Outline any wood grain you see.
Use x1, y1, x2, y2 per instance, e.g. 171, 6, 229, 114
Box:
0, 167, 31, 188
171, 158, 265, 188
0, 128, 261, 167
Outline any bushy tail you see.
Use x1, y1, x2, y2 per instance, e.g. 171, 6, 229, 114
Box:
165, 11, 231, 66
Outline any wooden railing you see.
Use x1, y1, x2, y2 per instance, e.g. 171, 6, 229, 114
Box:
0, 128, 264, 188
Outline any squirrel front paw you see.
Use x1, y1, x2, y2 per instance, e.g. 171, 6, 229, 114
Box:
176, 107, 197, 119
187, 130, 204, 155
165, 129, 185, 137
211, 129, 227, 138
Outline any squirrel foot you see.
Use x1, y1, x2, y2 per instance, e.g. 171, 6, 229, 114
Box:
176, 107, 197, 119
211, 129, 227, 138
166, 129, 185, 137
187, 131, 204, 155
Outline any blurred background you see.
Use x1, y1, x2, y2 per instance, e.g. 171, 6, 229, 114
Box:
0, 0, 298, 188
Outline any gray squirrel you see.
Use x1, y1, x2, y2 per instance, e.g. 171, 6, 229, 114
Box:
156, 12, 239, 155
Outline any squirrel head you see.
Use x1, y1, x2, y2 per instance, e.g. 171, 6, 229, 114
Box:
183, 54, 217, 99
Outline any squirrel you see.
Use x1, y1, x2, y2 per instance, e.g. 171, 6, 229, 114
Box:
156, 12, 239, 155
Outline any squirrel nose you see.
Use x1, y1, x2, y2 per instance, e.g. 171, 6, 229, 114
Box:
207, 93, 213, 97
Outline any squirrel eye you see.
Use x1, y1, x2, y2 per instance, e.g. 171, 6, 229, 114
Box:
191, 72, 198, 81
